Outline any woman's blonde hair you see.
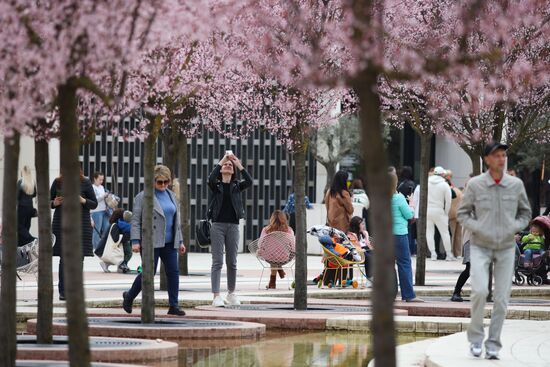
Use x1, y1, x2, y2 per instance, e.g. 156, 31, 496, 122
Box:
154, 165, 171, 181
171, 178, 181, 201
20, 165, 35, 195
389, 172, 398, 192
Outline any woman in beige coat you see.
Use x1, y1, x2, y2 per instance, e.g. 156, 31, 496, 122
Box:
325, 171, 354, 233
446, 171, 463, 257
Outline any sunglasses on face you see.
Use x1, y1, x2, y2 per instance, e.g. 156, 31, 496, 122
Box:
155, 179, 170, 185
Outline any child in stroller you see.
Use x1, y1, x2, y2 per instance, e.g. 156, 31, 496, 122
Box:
308, 225, 363, 287
514, 216, 550, 286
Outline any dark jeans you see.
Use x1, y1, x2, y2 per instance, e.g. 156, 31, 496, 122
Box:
364, 249, 372, 278
18, 204, 36, 246
127, 242, 179, 307
395, 234, 416, 300
121, 241, 133, 266
454, 262, 470, 294
408, 223, 416, 255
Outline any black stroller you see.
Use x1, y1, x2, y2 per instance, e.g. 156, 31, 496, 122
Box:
513, 216, 550, 286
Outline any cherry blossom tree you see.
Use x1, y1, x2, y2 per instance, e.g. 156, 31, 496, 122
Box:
0, 1, 217, 365
234, 1, 549, 366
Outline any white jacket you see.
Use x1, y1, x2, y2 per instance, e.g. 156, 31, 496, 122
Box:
351, 189, 370, 210
427, 175, 451, 215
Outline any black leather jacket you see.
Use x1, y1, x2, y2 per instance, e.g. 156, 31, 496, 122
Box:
207, 165, 253, 221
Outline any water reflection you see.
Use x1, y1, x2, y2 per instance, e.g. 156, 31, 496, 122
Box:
182, 331, 428, 367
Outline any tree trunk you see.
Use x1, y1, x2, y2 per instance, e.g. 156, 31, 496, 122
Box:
293, 145, 308, 310
355, 69, 396, 367
160, 131, 178, 289
415, 132, 432, 286
141, 119, 157, 323
323, 162, 337, 199
58, 82, 91, 366
466, 150, 482, 176
0, 133, 20, 367
35, 139, 53, 344
178, 135, 189, 275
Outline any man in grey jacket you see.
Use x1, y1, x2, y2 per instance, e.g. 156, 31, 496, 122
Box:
457, 142, 531, 360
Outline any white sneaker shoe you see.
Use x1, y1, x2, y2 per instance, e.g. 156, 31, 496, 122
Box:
225, 293, 241, 306
446, 252, 457, 261
99, 261, 110, 273
212, 296, 225, 307
485, 349, 499, 360
470, 343, 482, 357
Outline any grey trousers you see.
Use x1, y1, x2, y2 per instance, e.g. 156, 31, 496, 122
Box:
468, 244, 515, 352
210, 222, 240, 294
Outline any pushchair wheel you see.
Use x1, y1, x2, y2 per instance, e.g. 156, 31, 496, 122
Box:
532, 275, 543, 286
351, 280, 359, 289
513, 274, 525, 286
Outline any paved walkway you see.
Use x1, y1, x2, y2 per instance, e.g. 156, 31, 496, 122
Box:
13, 253, 550, 367
388, 320, 550, 367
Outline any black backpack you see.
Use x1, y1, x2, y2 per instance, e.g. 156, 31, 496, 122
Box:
195, 219, 211, 248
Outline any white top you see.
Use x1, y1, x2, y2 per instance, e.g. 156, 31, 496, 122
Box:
427, 175, 451, 215
91, 184, 107, 212
412, 185, 420, 219
351, 189, 370, 210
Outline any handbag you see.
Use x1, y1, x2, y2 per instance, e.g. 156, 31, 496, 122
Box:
195, 219, 211, 248
101, 224, 124, 265
105, 193, 120, 209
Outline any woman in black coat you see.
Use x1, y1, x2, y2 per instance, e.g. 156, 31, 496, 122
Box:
50, 172, 97, 300
17, 165, 37, 246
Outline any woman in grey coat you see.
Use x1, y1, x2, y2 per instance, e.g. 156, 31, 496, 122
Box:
122, 165, 186, 316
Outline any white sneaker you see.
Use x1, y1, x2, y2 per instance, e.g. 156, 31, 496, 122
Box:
99, 261, 110, 273
212, 296, 225, 307
485, 349, 499, 360
225, 293, 241, 306
446, 252, 457, 261
470, 343, 482, 357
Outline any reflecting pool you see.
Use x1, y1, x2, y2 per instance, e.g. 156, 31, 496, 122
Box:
180, 331, 431, 367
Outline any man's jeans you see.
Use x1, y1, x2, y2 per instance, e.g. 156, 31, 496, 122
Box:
468, 244, 515, 352
395, 234, 416, 300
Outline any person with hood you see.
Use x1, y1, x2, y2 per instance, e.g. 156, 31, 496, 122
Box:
426, 166, 453, 260
94, 208, 133, 273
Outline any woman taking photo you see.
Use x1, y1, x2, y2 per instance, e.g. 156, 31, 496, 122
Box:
51, 170, 98, 300
122, 165, 186, 316
208, 151, 252, 307
325, 170, 354, 233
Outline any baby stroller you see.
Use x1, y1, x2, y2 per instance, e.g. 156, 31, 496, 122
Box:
0, 234, 56, 280
513, 216, 550, 286
308, 225, 366, 288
